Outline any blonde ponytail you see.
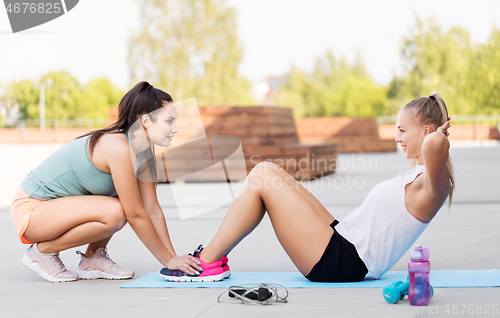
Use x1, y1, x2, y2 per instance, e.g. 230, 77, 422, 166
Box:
430, 93, 454, 208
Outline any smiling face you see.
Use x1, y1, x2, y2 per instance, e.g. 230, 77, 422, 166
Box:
142, 102, 179, 147
395, 108, 428, 161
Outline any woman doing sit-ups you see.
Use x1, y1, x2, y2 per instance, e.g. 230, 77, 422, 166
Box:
160, 93, 454, 282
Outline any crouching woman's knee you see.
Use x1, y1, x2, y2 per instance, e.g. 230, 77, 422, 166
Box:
103, 199, 127, 232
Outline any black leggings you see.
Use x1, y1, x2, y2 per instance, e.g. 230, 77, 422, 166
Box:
305, 220, 368, 282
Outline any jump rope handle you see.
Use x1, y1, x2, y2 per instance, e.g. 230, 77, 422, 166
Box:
228, 285, 272, 302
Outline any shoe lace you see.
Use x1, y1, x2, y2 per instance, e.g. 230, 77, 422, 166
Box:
193, 244, 204, 258
97, 249, 116, 266
50, 253, 67, 271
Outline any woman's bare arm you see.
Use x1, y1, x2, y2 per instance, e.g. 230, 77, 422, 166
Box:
138, 176, 177, 257
104, 137, 201, 274
421, 120, 451, 196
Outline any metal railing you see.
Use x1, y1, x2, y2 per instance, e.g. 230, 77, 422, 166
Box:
377, 114, 500, 128
0, 118, 107, 129
377, 114, 500, 141
2, 115, 499, 129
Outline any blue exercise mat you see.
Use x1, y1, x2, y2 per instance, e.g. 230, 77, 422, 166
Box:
120, 269, 500, 289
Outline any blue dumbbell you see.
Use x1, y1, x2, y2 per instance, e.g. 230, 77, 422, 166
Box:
383, 280, 409, 304
383, 279, 434, 304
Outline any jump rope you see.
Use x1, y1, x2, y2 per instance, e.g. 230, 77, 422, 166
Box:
217, 283, 289, 305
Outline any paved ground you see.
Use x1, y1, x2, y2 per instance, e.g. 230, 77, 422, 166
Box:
0, 142, 499, 317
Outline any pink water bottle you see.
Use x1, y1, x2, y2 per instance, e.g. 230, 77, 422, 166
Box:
408, 245, 431, 306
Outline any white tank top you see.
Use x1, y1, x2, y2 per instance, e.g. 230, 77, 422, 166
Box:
334, 164, 431, 279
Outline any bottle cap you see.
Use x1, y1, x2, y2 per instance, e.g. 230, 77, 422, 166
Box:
410, 245, 430, 261
410, 249, 423, 260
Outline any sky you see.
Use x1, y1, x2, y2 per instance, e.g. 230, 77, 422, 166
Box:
1, 0, 500, 91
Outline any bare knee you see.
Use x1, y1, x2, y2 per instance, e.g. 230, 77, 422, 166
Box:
251, 162, 281, 180
102, 199, 127, 232
253, 161, 280, 172
249, 162, 272, 184
248, 162, 284, 192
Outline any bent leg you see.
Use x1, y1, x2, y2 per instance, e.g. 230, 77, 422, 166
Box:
273, 165, 335, 225
201, 162, 334, 276
24, 195, 126, 254
85, 236, 113, 257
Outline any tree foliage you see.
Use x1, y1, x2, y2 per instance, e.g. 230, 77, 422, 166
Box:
4, 14, 500, 122
6, 71, 123, 122
128, 0, 253, 106
466, 28, 500, 114
274, 50, 387, 118
82, 78, 124, 119
276, 15, 500, 118
389, 16, 474, 115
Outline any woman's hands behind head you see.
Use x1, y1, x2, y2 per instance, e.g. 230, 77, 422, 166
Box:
436, 117, 451, 137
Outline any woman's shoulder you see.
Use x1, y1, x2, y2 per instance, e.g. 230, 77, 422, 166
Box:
99, 131, 128, 145
91, 131, 132, 164
105, 132, 138, 174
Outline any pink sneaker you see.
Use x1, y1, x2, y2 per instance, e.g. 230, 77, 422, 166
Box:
21, 243, 78, 283
221, 256, 231, 279
194, 245, 231, 279
76, 248, 134, 280
159, 245, 224, 282
159, 257, 223, 282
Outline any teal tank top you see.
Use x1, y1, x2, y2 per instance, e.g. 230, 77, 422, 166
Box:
21, 131, 133, 200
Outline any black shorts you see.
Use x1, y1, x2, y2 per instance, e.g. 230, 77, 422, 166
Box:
305, 220, 368, 282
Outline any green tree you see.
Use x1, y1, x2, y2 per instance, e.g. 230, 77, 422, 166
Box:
40, 71, 83, 119
389, 16, 473, 114
466, 28, 500, 114
128, 0, 252, 106
11, 72, 123, 122
12, 79, 39, 120
82, 78, 124, 119
12, 71, 83, 120
274, 66, 310, 117
332, 75, 387, 117
274, 50, 388, 118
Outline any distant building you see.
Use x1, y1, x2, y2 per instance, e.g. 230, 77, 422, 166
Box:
250, 81, 270, 105
250, 75, 289, 105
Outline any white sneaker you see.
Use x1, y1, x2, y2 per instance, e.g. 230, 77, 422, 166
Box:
21, 243, 78, 283
76, 248, 134, 280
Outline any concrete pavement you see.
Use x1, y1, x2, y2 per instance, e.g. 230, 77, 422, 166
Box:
0, 142, 499, 317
